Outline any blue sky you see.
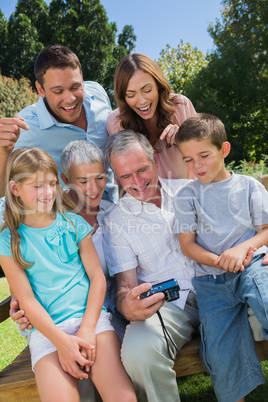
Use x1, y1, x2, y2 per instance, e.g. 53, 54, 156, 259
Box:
0, 0, 223, 60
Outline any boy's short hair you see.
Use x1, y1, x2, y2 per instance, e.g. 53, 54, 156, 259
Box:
34, 44, 82, 87
175, 113, 227, 150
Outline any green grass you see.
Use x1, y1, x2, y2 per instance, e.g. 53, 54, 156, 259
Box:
0, 277, 267, 399
0, 277, 27, 371
177, 362, 268, 401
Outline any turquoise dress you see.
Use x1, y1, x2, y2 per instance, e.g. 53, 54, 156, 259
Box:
0, 212, 105, 326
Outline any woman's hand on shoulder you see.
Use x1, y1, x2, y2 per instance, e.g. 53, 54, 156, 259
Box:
160, 124, 179, 145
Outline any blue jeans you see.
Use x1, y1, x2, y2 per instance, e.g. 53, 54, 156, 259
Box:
193, 255, 267, 402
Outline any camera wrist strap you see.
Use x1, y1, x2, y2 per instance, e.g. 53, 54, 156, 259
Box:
156, 310, 180, 361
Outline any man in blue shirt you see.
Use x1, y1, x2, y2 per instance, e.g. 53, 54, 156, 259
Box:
0, 44, 117, 202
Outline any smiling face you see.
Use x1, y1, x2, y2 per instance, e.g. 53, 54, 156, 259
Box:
35, 67, 85, 126
179, 138, 231, 183
64, 161, 106, 211
11, 170, 57, 216
111, 142, 161, 205
125, 69, 159, 120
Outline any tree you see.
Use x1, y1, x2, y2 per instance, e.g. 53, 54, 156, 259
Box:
0, 0, 48, 82
0, 0, 136, 99
1, 13, 43, 82
47, 0, 136, 98
15, 0, 49, 43
189, 0, 268, 162
157, 41, 208, 97
0, 11, 7, 69
118, 25, 136, 54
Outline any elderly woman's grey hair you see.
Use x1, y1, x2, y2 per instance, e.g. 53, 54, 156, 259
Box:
105, 130, 155, 170
61, 140, 105, 179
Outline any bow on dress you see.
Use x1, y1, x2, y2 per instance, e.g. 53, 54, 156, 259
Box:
46, 222, 78, 263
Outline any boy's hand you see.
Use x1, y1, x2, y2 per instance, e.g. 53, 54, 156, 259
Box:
262, 252, 268, 265
214, 245, 248, 272
243, 246, 257, 267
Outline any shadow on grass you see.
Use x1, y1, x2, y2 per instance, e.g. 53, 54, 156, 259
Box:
177, 361, 268, 402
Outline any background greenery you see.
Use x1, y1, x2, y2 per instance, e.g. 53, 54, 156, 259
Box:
0, 0, 267, 164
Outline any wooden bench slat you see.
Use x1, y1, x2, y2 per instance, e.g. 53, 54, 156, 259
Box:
0, 295, 11, 323
174, 337, 268, 378
0, 347, 33, 385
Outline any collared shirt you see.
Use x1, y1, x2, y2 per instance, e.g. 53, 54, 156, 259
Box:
15, 81, 117, 203
174, 173, 268, 276
103, 178, 196, 310
106, 94, 196, 180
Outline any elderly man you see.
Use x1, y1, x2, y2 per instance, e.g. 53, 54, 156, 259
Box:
103, 130, 199, 402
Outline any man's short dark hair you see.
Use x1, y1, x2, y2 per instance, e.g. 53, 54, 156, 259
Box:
34, 44, 82, 87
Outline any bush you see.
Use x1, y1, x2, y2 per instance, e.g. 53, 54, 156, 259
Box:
0, 74, 39, 118
226, 155, 268, 180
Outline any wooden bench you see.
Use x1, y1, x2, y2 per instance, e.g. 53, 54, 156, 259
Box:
258, 174, 268, 190
1, 296, 268, 401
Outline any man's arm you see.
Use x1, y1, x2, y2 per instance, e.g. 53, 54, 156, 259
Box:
115, 268, 165, 321
0, 116, 29, 196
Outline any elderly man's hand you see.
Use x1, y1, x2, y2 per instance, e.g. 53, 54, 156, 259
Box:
119, 283, 165, 321
10, 297, 32, 331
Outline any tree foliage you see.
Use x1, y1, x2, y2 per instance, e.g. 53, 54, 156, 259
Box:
0, 11, 7, 69
0, 0, 136, 100
187, 0, 268, 163
0, 74, 39, 118
157, 41, 208, 97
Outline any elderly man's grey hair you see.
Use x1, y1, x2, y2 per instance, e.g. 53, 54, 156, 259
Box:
105, 130, 155, 170
61, 140, 105, 179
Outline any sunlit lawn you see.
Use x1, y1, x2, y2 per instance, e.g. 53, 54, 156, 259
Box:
0, 277, 27, 371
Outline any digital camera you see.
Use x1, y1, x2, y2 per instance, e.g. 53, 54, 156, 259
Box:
140, 279, 180, 302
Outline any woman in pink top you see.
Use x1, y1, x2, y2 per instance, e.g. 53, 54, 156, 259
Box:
106, 53, 196, 179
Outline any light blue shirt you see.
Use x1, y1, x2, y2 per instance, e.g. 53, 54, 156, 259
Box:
174, 173, 268, 276
15, 81, 118, 203
0, 212, 105, 326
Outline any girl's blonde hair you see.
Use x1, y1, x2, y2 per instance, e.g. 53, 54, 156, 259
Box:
114, 53, 185, 141
3, 147, 76, 269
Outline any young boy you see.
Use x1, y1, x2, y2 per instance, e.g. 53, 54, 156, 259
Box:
174, 113, 268, 402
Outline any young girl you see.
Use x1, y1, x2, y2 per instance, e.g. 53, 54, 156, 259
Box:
0, 147, 136, 402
